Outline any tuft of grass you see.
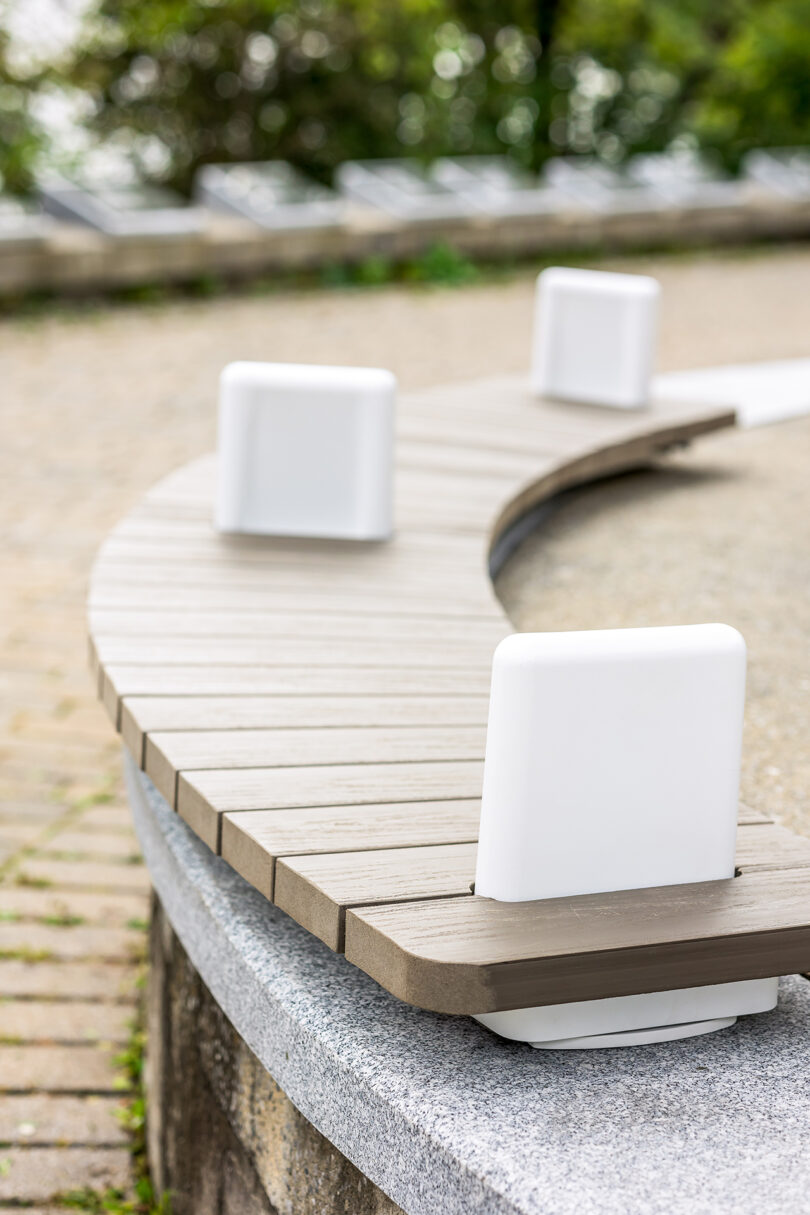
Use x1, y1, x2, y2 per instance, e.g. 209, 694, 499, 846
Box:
116, 283, 170, 306
127, 918, 149, 933
43, 914, 85, 928
55, 1186, 170, 1213
56, 967, 171, 1212
14, 873, 52, 889
354, 253, 395, 285
70, 789, 116, 812
186, 272, 223, 298
0, 947, 54, 962
110, 984, 173, 1214
319, 241, 474, 290
406, 240, 478, 285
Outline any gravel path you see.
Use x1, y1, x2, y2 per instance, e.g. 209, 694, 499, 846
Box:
2, 243, 810, 1206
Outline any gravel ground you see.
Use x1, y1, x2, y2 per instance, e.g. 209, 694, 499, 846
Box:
495, 422, 810, 832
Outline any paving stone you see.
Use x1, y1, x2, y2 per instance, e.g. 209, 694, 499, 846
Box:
11, 859, 149, 895
0, 1209, 87, 1214
0, 1146, 131, 1201
0, 923, 144, 963
71, 806, 136, 833
0, 1094, 128, 1145
2, 737, 114, 764
0, 887, 149, 926
0, 821, 55, 848
0, 962, 137, 1002
0, 1001, 132, 1045
0, 804, 63, 824
39, 831, 142, 861
0, 1045, 124, 1093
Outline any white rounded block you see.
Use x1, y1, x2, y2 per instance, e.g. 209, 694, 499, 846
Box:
530, 267, 659, 408
476, 624, 745, 903
215, 362, 396, 540
473, 624, 774, 1048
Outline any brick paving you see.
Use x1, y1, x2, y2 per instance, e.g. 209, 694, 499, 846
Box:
2, 246, 810, 1207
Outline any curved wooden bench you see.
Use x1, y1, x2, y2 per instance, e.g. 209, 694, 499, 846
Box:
88, 373, 810, 1014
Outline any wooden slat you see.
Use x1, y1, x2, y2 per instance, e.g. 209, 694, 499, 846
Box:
276, 843, 477, 951
94, 544, 491, 585
221, 800, 481, 901
101, 524, 487, 561
94, 635, 502, 670
90, 559, 496, 598
178, 761, 486, 852
102, 664, 493, 731
398, 417, 577, 460
219, 802, 768, 910
146, 725, 487, 807
397, 439, 555, 480
89, 582, 502, 618
121, 695, 490, 765
737, 802, 773, 825
90, 608, 507, 643
735, 823, 810, 870
269, 822, 798, 960
345, 867, 810, 1014
403, 376, 732, 436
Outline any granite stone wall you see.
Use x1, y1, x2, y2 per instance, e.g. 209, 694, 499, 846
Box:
146, 894, 403, 1215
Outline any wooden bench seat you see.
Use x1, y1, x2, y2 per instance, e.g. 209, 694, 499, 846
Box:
88, 373, 810, 1014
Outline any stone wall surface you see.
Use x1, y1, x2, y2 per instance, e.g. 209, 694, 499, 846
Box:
4, 197, 810, 297
147, 894, 402, 1215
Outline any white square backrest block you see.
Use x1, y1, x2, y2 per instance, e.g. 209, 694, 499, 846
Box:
531, 267, 659, 408
215, 362, 396, 539
475, 624, 745, 903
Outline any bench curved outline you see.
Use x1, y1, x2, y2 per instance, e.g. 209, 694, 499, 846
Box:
88, 374, 810, 1013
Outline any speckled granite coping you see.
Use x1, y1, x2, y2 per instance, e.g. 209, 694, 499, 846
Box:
126, 751, 810, 1215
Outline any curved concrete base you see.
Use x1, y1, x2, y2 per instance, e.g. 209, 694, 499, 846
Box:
125, 752, 810, 1215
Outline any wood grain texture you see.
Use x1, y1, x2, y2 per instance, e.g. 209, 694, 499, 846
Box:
276, 843, 477, 950
90, 607, 507, 642
89, 582, 502, 617
264, 822, 791, 961
735, 823, 810, 870
178, 760, 487, 851
85, 372, 810, 1016
121, 695, 490, 766
103, 664, 493, 731
94, 635, 502, 670
345, 867, 810, 1014
221, 800, 481, 901
146, 725, 487, 807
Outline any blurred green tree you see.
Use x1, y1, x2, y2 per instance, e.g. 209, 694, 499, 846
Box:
690, 0, 810, 164
0, 15, 46, 193
64, 0, 559, 190
4, 0, 810, 196
554, 0, 810, 169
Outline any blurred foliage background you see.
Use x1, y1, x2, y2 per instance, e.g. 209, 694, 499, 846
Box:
1, 0, 810, 195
